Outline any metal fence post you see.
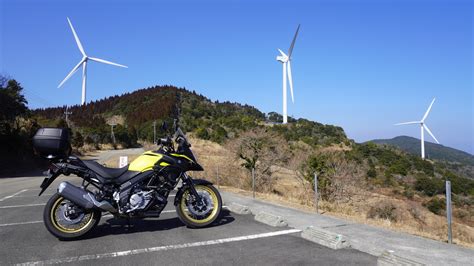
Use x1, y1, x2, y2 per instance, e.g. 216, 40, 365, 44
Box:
216, 166, 219, 189
446, 180, 452, 244
314, 172, 318, 214
252, 168, 255, 199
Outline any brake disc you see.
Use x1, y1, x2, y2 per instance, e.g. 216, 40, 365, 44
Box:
186, 190, 214, 217
58, 202, 85, 225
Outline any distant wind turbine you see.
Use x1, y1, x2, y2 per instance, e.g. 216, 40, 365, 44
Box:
276, 24, 300, 124
58, 17, 127, 105
395, 98, 439, 159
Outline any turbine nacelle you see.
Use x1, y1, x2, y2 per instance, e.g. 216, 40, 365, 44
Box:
276, 49, 289, 63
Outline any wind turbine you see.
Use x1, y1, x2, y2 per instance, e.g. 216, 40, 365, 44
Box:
395, 98, 439, 159
276, 24, 300, 124
58, 17, 127, 105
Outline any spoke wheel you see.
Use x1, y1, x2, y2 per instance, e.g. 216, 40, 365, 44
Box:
176, 184, 222, 228
44, 193, 100, 240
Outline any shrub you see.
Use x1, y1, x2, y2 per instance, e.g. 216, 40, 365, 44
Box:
414, 175, 444, 196
403, 188, 415, 199
195, 127, 210, 140
424, 198, 446, 215
72, 131, 84, 148
367, 168, 376, 178
367, 201, 399, 222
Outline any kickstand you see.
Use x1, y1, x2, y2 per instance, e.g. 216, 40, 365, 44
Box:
125, 217, 132, 231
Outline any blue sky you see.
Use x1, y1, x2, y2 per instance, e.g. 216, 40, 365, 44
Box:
1, 0, 473, 154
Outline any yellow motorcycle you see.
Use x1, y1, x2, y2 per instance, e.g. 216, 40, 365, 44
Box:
33, 120, 222, 240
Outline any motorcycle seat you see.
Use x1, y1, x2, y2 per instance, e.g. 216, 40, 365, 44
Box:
83, 160, 128, 179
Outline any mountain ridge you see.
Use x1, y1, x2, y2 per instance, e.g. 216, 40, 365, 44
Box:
369, 136, 474, 166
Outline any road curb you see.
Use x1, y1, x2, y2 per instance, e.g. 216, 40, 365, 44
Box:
227, 203, 251, 215
254, 211, 288, 227
377, 250, 425, 266
301, 226, 350, 250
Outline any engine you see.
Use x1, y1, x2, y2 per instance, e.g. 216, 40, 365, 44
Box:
127, 189, 154, 213
114, 187, 167, 215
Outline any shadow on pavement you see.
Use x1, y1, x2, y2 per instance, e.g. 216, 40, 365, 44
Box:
77, 209, 235, 240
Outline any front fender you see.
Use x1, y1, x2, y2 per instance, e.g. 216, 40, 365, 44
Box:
174, 178, 213, 206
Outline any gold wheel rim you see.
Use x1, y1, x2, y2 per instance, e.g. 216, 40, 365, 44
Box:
180, 185, 219, 224
50, 196, 94, 234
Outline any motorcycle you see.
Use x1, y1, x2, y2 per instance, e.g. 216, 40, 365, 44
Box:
33, 120, 222, 240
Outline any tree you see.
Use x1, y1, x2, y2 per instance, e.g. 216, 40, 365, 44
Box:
267, 112, 282, 123
0, 78, 28, 129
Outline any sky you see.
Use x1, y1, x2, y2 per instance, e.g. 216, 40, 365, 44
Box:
1, 0, 473, 154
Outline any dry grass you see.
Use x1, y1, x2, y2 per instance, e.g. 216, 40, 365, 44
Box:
189, 137, 474, 248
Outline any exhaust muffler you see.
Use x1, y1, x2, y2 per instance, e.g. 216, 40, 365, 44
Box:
58, 181, 116, 213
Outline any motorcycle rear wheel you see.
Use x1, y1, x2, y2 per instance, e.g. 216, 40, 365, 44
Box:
44, 193, 101, 240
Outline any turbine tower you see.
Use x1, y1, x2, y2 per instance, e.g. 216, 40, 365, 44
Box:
395, 98, 439, 159
58, 17, 127, 105
276, 24, 300, 124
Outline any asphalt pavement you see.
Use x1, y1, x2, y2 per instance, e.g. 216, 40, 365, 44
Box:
0, 174, 376, 265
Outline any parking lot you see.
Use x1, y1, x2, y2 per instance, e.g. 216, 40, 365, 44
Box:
0, 175, 376, 265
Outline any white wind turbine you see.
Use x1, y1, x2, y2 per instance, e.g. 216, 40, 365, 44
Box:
58, 17, 127, 105
276, 24, 300, 124
395, 98, 439, 159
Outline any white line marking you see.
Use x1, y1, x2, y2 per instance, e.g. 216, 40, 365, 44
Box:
0, 189, 28, 202
12, 194, 55, 198
0, 220, 43, 227
0, 203, 46, 209
16, 229, 302, 265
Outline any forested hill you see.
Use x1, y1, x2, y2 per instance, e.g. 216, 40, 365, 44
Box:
370, 136, 474, 167
33, 85, 349, 146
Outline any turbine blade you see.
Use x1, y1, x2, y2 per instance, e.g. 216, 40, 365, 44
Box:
421, 98, 436, 122
67, 17, 86, 56
287, 61, 294, 103
278, 49, 287, 57
89, 57, 128, 68
288, 24, 300, 58
58, 60, 84, 88
394, 121, 420, 126
423, 124, 439, 144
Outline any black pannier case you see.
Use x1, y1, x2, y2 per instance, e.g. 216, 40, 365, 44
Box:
33, 128, 71, 158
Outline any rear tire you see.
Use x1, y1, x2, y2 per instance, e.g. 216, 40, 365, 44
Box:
44, 193, 101, 240
176, 184, 222, 228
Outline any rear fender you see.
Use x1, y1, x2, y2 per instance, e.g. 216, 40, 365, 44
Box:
39, 170, 62, 196
174, 179, 213, 206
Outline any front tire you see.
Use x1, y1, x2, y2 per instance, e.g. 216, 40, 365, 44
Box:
176, 184, 222, 228
44, 193, 101, 240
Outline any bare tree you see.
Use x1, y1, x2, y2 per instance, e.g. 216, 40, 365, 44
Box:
227, 127, 289, 192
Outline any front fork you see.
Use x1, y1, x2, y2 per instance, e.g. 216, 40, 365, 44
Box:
181, 173, 203, 203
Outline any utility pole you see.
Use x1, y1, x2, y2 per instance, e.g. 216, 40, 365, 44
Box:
64, 106, 72, 127
110, 123, 116, 144
153, 121, 157, 144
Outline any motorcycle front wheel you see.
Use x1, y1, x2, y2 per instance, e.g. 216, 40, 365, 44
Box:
43, 193, 101, 240
176, 184, 222, 228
